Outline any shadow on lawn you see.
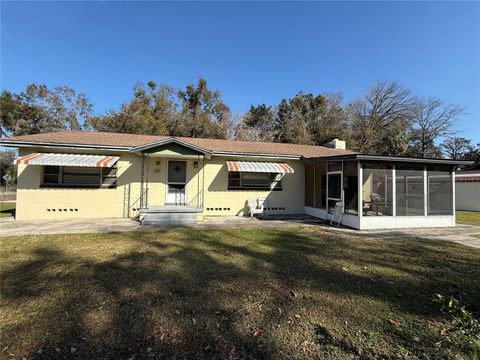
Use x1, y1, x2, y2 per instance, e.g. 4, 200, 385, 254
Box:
0, 205, 15, 217
1, 228, 479, 359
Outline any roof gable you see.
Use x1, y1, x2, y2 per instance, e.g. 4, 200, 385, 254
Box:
130, 138, 212, 157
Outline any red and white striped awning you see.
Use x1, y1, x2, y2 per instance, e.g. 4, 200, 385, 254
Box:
226, 161, 294, 174
15, 153, 119, 168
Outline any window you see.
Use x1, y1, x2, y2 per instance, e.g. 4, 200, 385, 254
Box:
396, 166, 424, 216
42, 166, 117, 188
228, 172, 282, 190
362, 164, 393, 216
427, 167, 453, 215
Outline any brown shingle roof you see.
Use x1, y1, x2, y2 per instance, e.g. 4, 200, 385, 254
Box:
1, 131, 355, 158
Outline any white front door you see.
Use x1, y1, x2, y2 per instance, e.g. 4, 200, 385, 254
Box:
166, 160, 187, 205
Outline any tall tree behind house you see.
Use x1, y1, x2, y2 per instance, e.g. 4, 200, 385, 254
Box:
0, 84, 93, 136
346, 81, 414, 156
87, 82, 177, 135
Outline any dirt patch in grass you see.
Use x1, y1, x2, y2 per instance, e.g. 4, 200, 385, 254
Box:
0, 202, 15, 218
456, 211, 480, 226
1, 228, 479, 359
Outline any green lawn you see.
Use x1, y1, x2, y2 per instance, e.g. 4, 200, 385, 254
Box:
1, 228, 479, 359
456, 211, 480, 226
0, 202, 15, 218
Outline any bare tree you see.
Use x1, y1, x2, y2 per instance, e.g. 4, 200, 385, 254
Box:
440, 136, 472, 159
409, 97, 464, 157
347, 81, 414, 154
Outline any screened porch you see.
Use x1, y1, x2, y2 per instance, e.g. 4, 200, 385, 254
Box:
304, 155, 467, 229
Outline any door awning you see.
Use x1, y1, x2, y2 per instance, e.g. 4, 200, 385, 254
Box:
15, 153, 119, 168
226, 161, 294, 174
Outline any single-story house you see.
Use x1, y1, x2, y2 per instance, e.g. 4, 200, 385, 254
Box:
455, 166, 480, 211
0, 131, 472, 229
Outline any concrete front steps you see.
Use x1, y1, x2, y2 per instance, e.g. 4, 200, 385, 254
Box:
139, 205, 203, 225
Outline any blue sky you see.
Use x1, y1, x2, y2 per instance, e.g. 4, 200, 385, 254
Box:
1, 1, 479, 143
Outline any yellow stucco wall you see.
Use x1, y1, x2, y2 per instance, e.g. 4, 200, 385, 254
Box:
14, 147, 305, 220
202, 156, 305, 216
15, 148, 142, 220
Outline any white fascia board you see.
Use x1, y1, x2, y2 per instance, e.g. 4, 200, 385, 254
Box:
0, 140, 130, 152
212, 151, 301, 160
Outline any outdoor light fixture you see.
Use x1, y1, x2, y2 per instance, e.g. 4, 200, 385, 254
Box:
194, 161, 198, 168
156, 160, 161, 166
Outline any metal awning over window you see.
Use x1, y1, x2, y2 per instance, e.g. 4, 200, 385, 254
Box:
15, 153, 119, 168
226, 161, 294, 174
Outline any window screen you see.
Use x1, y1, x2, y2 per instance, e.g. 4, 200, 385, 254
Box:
315, 162, 326, 209
396, 166, 424, 216
427, 168, 453, 215
168, 161, 187, 184
305, 162, 314, 207
362, 164, 393, 216
228, 172, 282, 190
43, 166, 60, 184
62, 167, 101, 185
42, 166, 117, 187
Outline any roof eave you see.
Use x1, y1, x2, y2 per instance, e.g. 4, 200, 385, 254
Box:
0, 140, 131, 152
305, 153, 474, 166
212, 151, 301, 160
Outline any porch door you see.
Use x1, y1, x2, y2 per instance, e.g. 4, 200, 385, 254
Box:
166, 160, 187, 205
327, 171, 343, 214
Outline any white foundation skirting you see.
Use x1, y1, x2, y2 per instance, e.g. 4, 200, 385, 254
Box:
304, 206, 455, 230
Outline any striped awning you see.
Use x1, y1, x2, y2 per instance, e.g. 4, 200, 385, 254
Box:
226, 161, 294, 174
15, 153, 119, 168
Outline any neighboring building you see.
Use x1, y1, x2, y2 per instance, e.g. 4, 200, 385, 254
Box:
0, 131, 471, 229
455, 166, 480, 211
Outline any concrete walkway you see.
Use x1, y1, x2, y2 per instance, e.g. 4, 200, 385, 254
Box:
0, 215, 315, 237
319, 223, 480, 248
1, 215, 479, 248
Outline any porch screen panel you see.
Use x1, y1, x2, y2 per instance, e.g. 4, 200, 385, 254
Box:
427, 168, 453, 215
328, 173, 342, 199
362, 164, 393, 216
314, 161, 326, 209
343, 161, 358, 215
396, 166, 424, 216
305, 162, 314, 207
328, 161, 342, 172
